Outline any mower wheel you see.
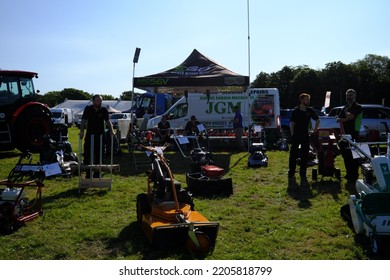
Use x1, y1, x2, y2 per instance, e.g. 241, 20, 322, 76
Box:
186, 231, 211, 259
371, 235, 384, 256
312, 168, 318, 181
136, 193, 151, 224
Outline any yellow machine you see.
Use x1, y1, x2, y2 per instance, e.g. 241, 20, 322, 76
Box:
136, 144, 219, 258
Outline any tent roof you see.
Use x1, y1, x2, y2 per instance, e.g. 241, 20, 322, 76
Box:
105, 104, 121, 113
134, 49, 249, 94
53, 100, 133, 115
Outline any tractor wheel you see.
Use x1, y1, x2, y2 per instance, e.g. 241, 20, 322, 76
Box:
136, 193, 150, 224
13, 106, 52, 153
312, 168, 318, 181
186, 231, 211, 259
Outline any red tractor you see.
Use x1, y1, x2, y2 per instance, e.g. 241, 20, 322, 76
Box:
0, 70, 52, 153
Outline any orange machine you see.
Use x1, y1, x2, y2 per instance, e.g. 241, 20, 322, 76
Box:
136, 144, 219, 258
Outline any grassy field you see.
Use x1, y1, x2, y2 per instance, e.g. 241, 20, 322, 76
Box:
0, 127, 376, 260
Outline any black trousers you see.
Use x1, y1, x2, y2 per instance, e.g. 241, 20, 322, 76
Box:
338, 139, 359, 181
288, 134, 310, 178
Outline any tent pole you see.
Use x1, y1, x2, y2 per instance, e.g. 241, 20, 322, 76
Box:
131, 61, 135, 113
247, 0, 251, 81
131, 47, 141, 115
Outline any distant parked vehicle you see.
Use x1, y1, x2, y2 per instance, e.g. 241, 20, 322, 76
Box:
319, 104, 390, 140
109, 113, 135, 129
50, 108, 74, 127
280, 108, 325, 137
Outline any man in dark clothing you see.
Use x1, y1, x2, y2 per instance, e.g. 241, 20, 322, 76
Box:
184, 115, 200, 136
337, 89, 363, 185
288, 93, 320, 187
79, 95, 114, 178
233, 105, 245, 151
184, 115, 204, 149
157, 115, 171, 144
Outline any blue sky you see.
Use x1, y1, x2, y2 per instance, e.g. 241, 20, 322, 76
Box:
1, 0, 389, 98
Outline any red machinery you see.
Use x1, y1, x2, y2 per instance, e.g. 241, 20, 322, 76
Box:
0, 153, 45, 232
311, 128, 341, 181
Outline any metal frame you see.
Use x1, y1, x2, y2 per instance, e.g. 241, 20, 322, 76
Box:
78, 134, 119, 192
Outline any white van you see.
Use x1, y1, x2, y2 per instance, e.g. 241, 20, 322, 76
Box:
147, 88, 280, 131
50, 108, 74, 127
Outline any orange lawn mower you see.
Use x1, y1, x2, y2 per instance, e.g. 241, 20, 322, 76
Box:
136, 143, 219, 258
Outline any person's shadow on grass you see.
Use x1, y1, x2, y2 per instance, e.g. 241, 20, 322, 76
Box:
287, 178, 313, 209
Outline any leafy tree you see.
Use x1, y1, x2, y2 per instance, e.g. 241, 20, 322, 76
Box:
120, 91, 133, 100
320, 62, 358, 109
291, 66, 322, 108
37, 88, 91, 107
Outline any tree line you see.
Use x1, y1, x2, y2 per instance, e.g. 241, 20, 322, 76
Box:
38, 54, 390, 111
37, 88, 137, 108
251, 54, 390, 111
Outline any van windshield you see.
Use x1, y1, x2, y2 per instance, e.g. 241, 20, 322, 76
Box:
52, 112, 63, 118
167, 103, 188, 120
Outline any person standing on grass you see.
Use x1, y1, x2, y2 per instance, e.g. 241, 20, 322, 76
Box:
336, 88, 363, 187
79, 94, 114, 178
288, 93, 320, 187
232, 105, 246, 152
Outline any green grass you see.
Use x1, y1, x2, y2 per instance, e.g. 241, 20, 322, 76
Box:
0, 127, 371, 259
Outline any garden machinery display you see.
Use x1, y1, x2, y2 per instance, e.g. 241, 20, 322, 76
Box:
247, 124, 268, 168
39, 123, 78, 176
311, 128, 341, 181
0, 153, 50, 232
173, 130, 233, 196
341, 133, 390, 255
136, 143, 219, 258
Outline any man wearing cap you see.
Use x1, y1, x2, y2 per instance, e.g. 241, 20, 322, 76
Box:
185, 115, 200, 136
157, 115, 171, 144
184, 115, 201, 149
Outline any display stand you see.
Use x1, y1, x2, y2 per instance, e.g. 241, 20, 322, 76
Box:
78, 134, 119, 193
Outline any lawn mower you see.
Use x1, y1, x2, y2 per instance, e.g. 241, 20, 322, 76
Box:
247, 124, 268, 167
136, 143, 219, 258
311, 128, 341, 181
340, 133, 390, 255
0, 153, 49, 233
39, 123, 78, 176
173, 129, 233, 196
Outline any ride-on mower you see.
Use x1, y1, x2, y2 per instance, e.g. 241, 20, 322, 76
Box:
340, 133, 390, 255
136, 143, 219, 258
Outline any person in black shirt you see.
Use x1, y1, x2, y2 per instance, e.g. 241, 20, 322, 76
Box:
184, 115, 202, 149
157, 115, 171, 144
79, 95, 114, 178
336, 89, 363, 185
288, 93, 320, 187
185, 115, 200, 136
